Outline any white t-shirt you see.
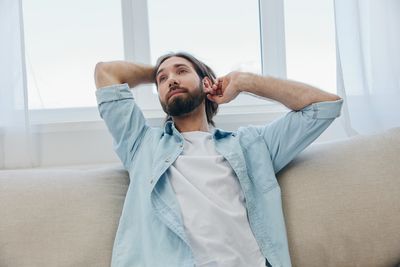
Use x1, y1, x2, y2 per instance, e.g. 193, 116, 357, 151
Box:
166, 131, 265, 267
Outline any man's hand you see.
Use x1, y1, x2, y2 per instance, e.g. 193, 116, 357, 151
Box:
205, 71, 243, 104
205, 71, 341, 110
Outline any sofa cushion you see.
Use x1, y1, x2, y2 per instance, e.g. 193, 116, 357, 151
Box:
278, 127, 400, 267
0, 164, 129, 267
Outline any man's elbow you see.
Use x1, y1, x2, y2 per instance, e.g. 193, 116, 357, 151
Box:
94, 62, 120, 89
94, 62, 106, 89
295, 93, 342, 111
330, 94, 342, 101
308, 92, 342, 105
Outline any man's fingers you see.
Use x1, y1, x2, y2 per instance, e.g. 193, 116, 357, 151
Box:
212, 82, 220, 90
207, 77, 226, 98
207, 93, 225, 104
204, 87, 213, 94
207, 94, 220, 103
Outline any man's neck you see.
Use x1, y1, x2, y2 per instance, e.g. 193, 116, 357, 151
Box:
172, 106, 210, 133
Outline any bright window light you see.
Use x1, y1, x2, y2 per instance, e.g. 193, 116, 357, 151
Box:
147, 0, 262, 75
22, 0, 124, 109
284, 0, 337, 94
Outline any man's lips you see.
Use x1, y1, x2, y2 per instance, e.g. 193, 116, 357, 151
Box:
168, 88, 187, 100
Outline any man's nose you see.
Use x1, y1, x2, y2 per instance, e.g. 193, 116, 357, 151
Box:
168, 77, 179, 89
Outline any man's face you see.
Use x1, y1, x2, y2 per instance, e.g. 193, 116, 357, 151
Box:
156, 56, 206, 117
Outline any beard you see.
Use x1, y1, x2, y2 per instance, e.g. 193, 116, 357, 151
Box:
160, 82, 205, 117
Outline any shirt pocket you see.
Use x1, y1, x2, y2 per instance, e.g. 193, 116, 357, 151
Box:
243, 136, 278, 193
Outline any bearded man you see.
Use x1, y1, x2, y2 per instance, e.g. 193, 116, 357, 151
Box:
94, 52, 343, 267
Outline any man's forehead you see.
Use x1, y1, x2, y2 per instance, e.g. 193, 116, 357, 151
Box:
157, 57, 194, 74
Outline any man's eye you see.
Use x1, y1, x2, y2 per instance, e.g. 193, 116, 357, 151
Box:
178, 69, 187, 74
159, 76, 166, 82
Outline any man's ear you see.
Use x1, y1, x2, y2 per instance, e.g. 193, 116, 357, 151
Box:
202, 77, 213, 90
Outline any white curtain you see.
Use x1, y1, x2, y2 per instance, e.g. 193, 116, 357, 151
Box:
0, 0, 37, 169
334, 0, 400, 135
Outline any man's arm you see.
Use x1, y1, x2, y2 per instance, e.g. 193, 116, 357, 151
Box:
206, 71, 341, 110
94, 61, 155, 89
207, 71, 343, 173
94, 61, 155, 169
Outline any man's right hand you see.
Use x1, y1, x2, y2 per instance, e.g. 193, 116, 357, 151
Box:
94, 61, 155, 89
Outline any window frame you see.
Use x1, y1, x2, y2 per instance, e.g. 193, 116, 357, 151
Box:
121, 0, 288, 114
30, 0, 289, 125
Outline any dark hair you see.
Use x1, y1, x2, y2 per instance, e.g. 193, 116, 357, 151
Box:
153, 52, 219, 126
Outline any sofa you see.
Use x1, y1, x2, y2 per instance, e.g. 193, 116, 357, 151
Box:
0, 127, 399, 267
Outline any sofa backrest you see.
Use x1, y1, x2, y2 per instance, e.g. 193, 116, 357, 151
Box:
0, 128, 399, 267
0, 164, 129, 267
278, 127, 400, 267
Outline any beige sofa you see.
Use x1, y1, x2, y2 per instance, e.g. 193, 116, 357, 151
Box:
0, 128, 399, 267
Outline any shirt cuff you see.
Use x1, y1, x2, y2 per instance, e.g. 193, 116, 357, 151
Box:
95, 83, 133, 105
301, 98, 344, 119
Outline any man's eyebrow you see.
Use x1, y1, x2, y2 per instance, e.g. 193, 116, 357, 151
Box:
156, 63, 190, 78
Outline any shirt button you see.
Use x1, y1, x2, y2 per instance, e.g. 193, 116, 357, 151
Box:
180, 144, 183, 148
150, 178, 154, 184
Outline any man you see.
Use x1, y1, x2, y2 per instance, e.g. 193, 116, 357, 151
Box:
94, 52, 343, 267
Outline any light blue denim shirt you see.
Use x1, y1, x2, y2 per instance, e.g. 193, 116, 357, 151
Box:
96, 83, 343, 267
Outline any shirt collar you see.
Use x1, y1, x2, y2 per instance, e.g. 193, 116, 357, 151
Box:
163, 121, 234, 139
163, 120, 174, 135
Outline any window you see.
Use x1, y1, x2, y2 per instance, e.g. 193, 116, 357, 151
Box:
23, 0, 337, 123
284, 0, 337, 94
148, 0, 262, 77
137, 0, 267, 111
22, 0, 124, 109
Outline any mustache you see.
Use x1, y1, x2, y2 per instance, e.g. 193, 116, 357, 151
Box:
169, 85, 188, 92
167, 86, 188, 100
166, 82, 206, 101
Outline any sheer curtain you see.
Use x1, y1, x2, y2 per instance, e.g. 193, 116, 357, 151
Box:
334, 0, 400, 135
0, 0, 37, 169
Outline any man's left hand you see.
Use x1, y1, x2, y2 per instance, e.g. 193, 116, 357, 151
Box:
205, 71, 243, 104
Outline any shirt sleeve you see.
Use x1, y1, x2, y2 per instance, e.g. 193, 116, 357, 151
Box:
96, 83, 148, 169
258, 99, 344, 174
